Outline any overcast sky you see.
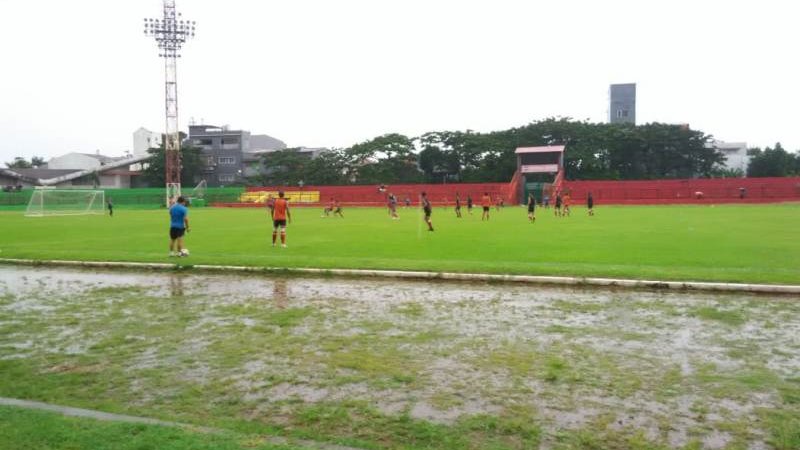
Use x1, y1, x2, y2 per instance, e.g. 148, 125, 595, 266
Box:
1, 0, 798, 164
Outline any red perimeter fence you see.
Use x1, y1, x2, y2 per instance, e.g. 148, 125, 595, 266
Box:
562, 177, 800, 205
212, 178, 800, 207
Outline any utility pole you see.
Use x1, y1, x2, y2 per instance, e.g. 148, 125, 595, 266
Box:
144, 1, 196, 205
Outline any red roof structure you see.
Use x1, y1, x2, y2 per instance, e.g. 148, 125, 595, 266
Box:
514, 145, 565, 154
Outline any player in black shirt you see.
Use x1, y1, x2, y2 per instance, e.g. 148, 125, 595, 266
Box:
527, 193, 536, 223
421, 192, 434, 231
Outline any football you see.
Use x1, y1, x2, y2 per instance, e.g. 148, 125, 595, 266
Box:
180, 249, 190, 256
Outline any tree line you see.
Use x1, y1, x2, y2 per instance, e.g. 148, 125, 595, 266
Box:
252, 118, 739, 186
6, 119, 800, 184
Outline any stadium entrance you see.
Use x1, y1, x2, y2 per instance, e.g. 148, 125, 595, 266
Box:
514, 145, 565, 203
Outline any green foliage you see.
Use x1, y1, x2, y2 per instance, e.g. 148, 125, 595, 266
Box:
252, 119, 724, 185
344, 133, 422, 184
142, 135, 206, 186
4, 156, 35, 169
746, 143, 800, 177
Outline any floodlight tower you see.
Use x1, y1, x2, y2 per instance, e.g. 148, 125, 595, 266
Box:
143, 1, 196, 205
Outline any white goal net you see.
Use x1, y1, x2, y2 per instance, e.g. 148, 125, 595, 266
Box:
25, 189, 106, 217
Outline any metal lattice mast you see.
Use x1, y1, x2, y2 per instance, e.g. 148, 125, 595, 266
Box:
144, 1, 195, 205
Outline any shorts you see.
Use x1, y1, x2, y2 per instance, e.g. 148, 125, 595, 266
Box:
273, 219, 287, 229
528, 206, 535, 213
483, 206, 490, 212
169, 227, 185, 239
424, 208, 432, 218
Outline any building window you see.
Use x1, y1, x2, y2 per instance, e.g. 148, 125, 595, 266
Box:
206, 156, 214, 166
621, 110, 629, 118
218, 174, 235, 182
221, 137, 239, 145
218, 156, 236, 165
194, 138, 213, 146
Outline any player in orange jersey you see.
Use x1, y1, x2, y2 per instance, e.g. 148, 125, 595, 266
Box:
481, 192, 492, 221
270, 191, 292, 248
562, 192, 571, 217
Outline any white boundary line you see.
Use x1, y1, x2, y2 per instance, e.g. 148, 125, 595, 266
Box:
1, 258, 798, 295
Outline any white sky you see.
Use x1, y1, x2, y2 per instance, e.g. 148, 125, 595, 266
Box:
0, 0, 798, 164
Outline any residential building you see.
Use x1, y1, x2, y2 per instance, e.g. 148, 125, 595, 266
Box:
188, 124, 250, 186
714, 140, 749, 174
133, 127, 163, 158
189, 124, 290, 186
0, 154, 148, 188
47, 151, 126, 171
609, 83, 636, 124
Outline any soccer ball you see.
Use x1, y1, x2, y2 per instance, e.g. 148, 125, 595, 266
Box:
180, 249, 190, 256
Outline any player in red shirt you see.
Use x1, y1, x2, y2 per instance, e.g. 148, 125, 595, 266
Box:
270, 191, 291, 248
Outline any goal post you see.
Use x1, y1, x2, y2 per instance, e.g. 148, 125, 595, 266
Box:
25, 188, 106, 217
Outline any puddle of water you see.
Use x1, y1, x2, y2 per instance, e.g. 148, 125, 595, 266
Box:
0, 264, 798, 449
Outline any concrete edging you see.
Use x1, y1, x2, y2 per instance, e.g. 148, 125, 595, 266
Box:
1, 257, 798, 295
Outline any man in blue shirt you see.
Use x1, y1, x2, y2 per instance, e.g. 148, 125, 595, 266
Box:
169, 196, 190, 257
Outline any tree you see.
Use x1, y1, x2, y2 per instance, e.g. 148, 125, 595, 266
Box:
4, 156, 46, 169
142, 142, 205, 187
257, 148, 313, 186
5, 157, 33, 169
343, 134, 421, 184
747, 143, 799, 177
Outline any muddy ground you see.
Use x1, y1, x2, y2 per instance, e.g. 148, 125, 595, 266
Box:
0, 266, 798, 449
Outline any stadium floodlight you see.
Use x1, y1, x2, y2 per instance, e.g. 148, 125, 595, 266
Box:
143, 0, 196, 206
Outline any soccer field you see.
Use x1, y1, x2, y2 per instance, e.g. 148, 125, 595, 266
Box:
1, 203, 798, 284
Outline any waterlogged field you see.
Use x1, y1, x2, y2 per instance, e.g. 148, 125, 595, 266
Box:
0, 204, 799, 284
0, 266, 798, 449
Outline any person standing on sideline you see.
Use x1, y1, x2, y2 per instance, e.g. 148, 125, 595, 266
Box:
563, 192, 571, 217
168, 196, 189, 257
455, 193, 462, 218
107, 197, 113, 217
544, 193, 550, 209
481, 192, 492, 221
527, 193, 536, 223
587, 192, 595, 216
271, 191, 291, 248
421, 192, 434, 231
467, 195, 473, 215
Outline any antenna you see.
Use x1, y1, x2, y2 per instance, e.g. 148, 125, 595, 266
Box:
144, 1, 196, 205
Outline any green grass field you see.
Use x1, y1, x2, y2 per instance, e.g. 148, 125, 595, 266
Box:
1, 203, 798, 284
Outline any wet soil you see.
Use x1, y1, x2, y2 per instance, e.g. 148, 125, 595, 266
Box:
1, 265, 798, 449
